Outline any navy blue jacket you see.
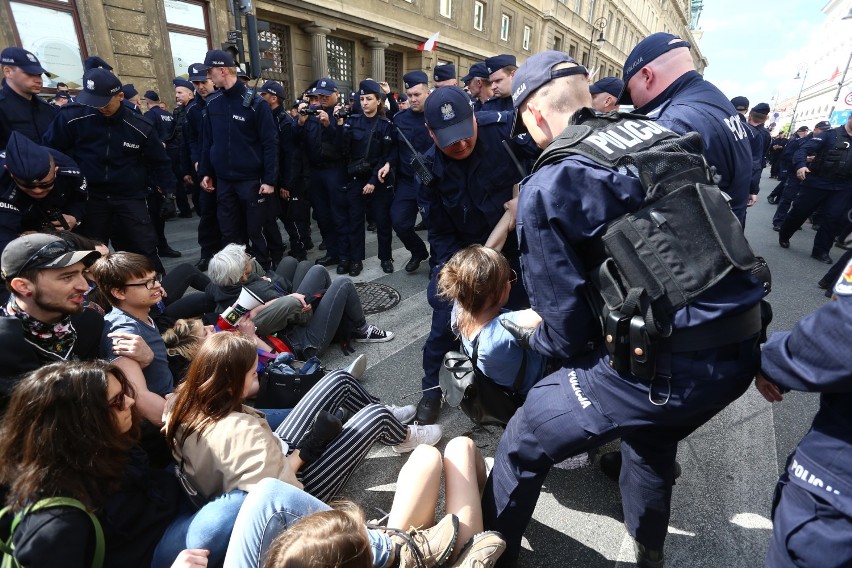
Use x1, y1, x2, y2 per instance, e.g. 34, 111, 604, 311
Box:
746, 121, 770, 194
481, 96, 514, 113
43, 103, 172, 198
199, 81, 278, 185
144, 106, 175, 143
183, 92, 218, 174
0, 147, 87, 252
761, 293, 852, 517
794, 126, 852, 191
422, 121, 536, 266
392, 108, 432, 181
337, 112, 396, 187
271, 106, 297, 190
0, 83, 57, 149
635, 71, 753, 225
517, 136, 764, 361
296, 105, 345, 168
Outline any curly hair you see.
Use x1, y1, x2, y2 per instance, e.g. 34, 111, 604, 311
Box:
164, 332, 258, 452
0, 360, 139, 512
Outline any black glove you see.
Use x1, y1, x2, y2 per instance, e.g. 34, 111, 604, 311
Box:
160, 195, 177, 220
500, 319, 534, 350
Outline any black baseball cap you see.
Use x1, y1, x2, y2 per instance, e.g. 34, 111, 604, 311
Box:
730, 96, 749, 111
423, 86, 475, 148
619, 33, 691, 104
76, 68, 122, 108
462, 62, 489, 84
434, 63, 456, 82
590, 77, 625, 97
751, 102, 770, 115
1, 234, 100, 280
200, 49, 236, 69
187, 63, 207, 82
261, 81, 285, 99
814, 120, 831, 129
143, 90, 159, 102
0, 47, 48, 75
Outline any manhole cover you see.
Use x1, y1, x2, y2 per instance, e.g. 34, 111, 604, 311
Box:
355, 282, 400, 315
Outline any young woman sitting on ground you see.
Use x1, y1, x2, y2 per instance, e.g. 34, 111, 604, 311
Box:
205, 244, 393, 358
222, 437, 505, 568
163, 332, 442, 505
0, 360, 248, 567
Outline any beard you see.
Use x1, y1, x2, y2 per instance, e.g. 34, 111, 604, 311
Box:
33, 288, 84, 318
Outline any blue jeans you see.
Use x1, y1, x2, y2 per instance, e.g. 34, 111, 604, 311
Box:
223, 478, 392, 568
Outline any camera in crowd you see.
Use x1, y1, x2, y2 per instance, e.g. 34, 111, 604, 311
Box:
299, 106, 322, 116
334, 107, 351, 120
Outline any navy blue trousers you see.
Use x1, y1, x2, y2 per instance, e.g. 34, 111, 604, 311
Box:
391, 176, 428, 259
309, 167, 346, 260
346, 179, 393, 262
779, 185, 852, 257
196, 186, 222, 258
83, 195, 163, 273
482, 339, 758, 566
216, 178, 273, 269
772, 178, 801, 228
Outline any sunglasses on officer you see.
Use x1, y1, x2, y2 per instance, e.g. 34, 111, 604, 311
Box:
10, 155, 57, 191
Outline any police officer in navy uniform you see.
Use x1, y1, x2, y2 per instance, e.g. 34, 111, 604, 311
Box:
746, 102, 772, 205
619, 33, 753, 225
43, 67, 172, 273
433, 63, 457, 88
336, 79, 396, 276
0, 47, 56, 150
198, 49, 279, 271
462, 62, 492, 111
0, 132, 87, 252
779, 113, 852, 264
480, 51, 765, 568
261, 80, 312, 261
391, 71, 431, 274
143, 90, 174, 141
482, 54, 517, 113
166, 79, 194, 218
769, 125, 811, 216
730, 95, 749, 117
414, 86, 535, 425
756, 261, 852, 567
184, 64, 222, 271
589, 76, 624, 113
296, 77, 346, 268
121, 83, 143, 114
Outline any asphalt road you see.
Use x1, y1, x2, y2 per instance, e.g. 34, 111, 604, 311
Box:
162, 168, 833, 567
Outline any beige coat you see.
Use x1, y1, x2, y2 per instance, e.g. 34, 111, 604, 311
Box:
171, 405, 302, 499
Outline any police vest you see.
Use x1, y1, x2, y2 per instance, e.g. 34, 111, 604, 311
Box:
535, 109, 761, 375
810, 126, 852, 181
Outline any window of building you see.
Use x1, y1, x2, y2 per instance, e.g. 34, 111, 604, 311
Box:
613, 19, 621, 50
473, 1, 485, 31
259, 22, 292, 101
574, 0, 582, 14
326, 36, 354, 100
523, 25, 532, 50
385, 50, 403, 93
568, 42, 577, 58
164, 0, 212, 79
7, 0, 87, 89
500, 14, 511, 41
587, 0, 596, 20
439, 0, 452, 18
553, 34, 563, 51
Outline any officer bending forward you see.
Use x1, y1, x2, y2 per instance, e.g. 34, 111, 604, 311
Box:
480, 51, 766, 567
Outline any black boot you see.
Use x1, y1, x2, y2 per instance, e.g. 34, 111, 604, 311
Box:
297, 411, 343, 465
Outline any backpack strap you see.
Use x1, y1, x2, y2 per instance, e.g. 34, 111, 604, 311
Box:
3, 498, 105, 568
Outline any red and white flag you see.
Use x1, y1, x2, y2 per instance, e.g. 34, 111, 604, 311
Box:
830, 66, 840, 81
417, 32, 440, 52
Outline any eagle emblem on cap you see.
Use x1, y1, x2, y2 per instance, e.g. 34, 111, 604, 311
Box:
26, 53, 37, 62
86, 79, 95, 90
320, 81, 327, 87
191, 67, 197, 73
441, 103, 455, 121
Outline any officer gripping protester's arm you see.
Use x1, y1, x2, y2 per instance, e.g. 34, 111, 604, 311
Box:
479, 51, 768, 568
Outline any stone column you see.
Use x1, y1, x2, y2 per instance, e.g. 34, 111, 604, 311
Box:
365, 39, 389, 82
302, 23, 332, 79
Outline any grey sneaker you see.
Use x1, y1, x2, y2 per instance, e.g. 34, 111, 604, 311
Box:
387, 404, 417, 424
450, 531, 506, 567
392, 424, 442, 454
386, 513, 459, 568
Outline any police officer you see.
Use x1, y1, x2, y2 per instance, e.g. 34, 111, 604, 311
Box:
337, 79, 396, 276
769, 125, 810, 212
414, 86, 535, 425
391, 71, 432, 274
0, 132, 86, 252
462, 62, 492, 111
167, 79, 194, 218
589, 77, 624, 113
121, 84, 143, 114
746, 102, 772, 206
730, 95, 749, 117
260, 80, 311, 261
143, 90, 174, 141
0, 47, 56, 149
756, 263, 852, 567
296, 77, 346, 268
482, 54, 517, 112
43, 66, 172, 273
184, 63, 222, 271
198, 49, 278, 271
480, 51, 765, 567
769, 131, 788, 180
619, 33, 753, 225
779, 113, 852, 263
433, 63, 457, 88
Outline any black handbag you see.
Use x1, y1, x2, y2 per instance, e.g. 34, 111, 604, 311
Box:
254, 358, 327, 409
439, 334, 526, 427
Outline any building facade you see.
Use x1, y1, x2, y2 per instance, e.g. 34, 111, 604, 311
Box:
1, 0, 704, 107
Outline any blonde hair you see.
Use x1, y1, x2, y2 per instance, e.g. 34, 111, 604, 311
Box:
264, 502, 372, 568
437, 245, 512, 338
162, 318, 203, 360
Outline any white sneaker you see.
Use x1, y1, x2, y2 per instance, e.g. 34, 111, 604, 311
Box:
393, 424, 443, 454
387, 404, 417, 424
343, 354, 367, 380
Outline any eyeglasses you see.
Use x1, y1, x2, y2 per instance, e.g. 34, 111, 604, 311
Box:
11, 240, 75, 279
108, 390, 126, 410
123, 273, 163, 290
11, 172, 57, 190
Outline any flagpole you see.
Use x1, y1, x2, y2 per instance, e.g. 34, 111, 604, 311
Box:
828, 50, 852, 124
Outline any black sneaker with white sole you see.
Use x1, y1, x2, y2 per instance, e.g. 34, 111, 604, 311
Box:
353, 324, 395, 343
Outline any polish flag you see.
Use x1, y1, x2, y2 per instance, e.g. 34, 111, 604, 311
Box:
417, 32, 440, 52
830, 66, 840, 81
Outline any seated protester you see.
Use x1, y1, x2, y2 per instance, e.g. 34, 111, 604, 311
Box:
0, 132, 87, 253
437, 245, 546, 397
90, 252, 174, 426
206, 244, 394, 358
0, 360, 247, 567
56, 232, 112, 315
0, 234, 152, 410
164, 333, 443, 505
224, 437, 505, 568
